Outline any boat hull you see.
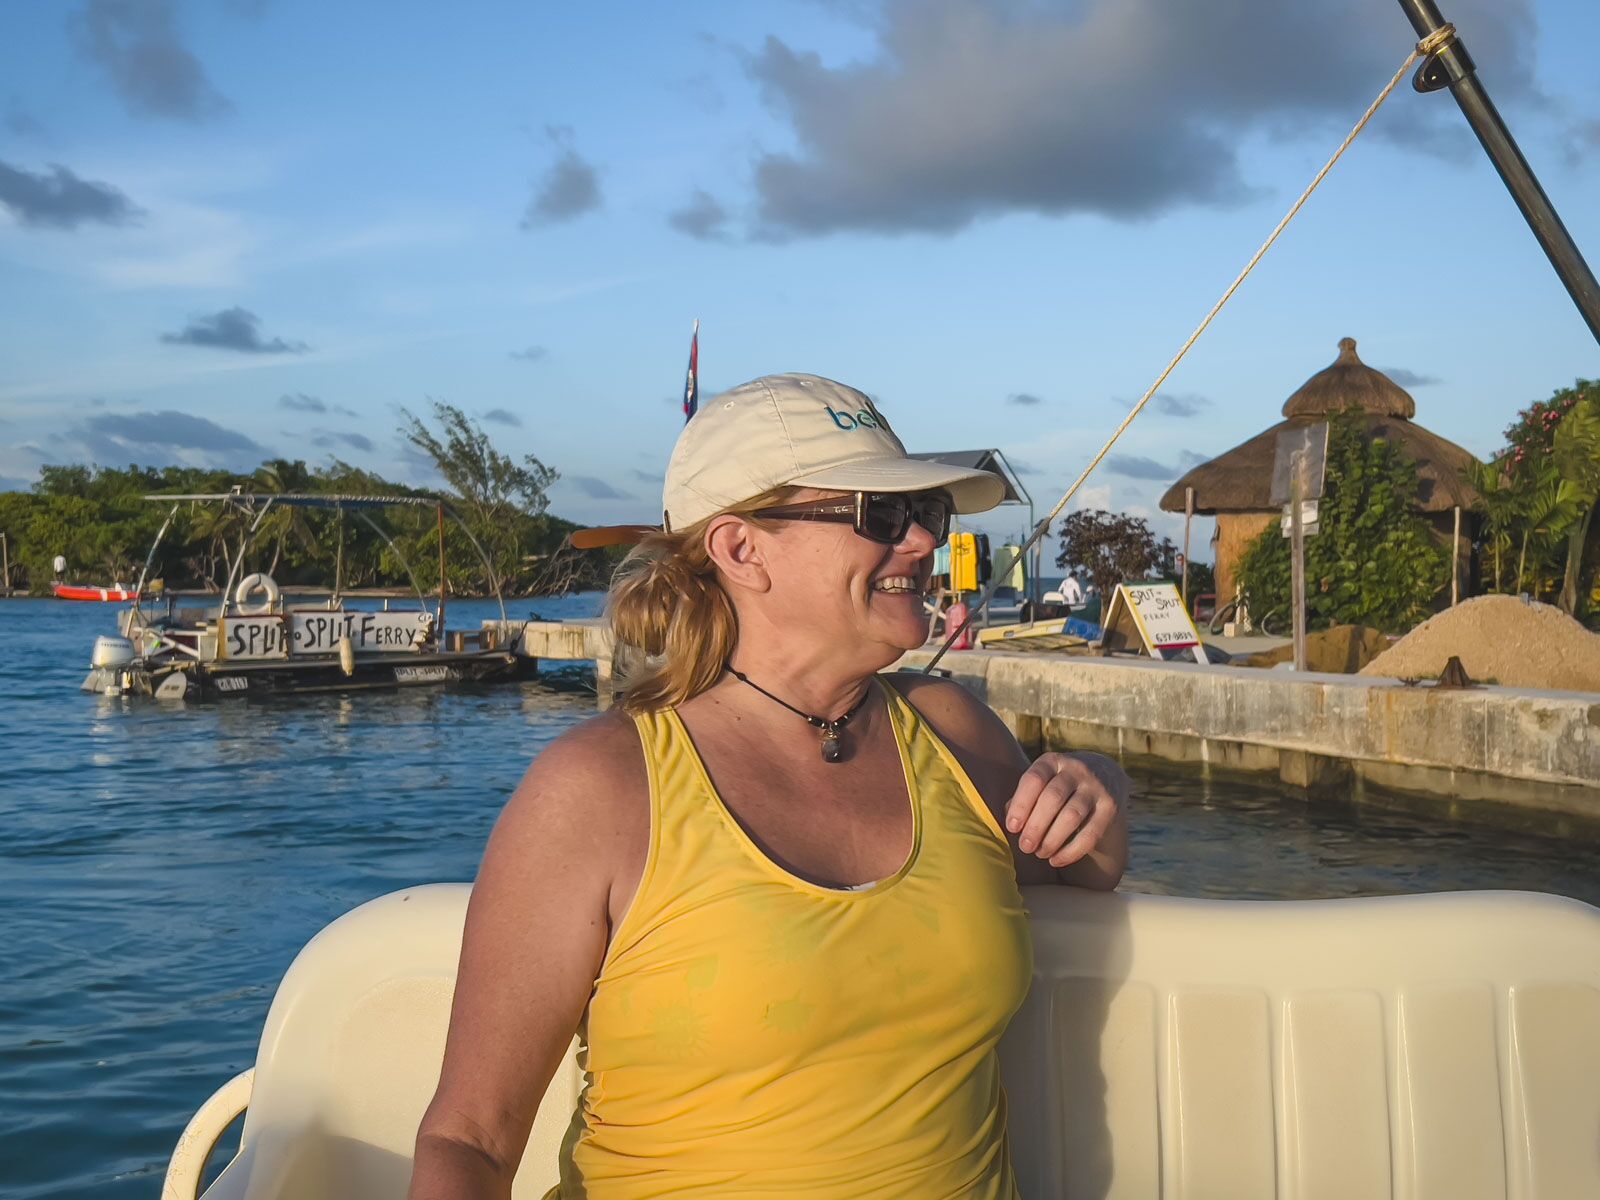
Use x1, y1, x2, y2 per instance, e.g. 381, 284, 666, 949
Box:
82, 649, 535, 698
54, 583, 142, 602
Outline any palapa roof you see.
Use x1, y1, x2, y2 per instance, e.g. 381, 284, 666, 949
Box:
1284, 336, 1415, 418
1160, 337, 1479, 515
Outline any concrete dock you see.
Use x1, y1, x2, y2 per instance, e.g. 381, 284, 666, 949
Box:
490, 618, 1600, 825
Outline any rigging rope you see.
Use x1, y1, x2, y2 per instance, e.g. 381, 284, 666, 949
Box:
925, 25, 1457, 673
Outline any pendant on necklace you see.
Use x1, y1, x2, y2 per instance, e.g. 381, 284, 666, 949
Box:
820, 727, 843, 763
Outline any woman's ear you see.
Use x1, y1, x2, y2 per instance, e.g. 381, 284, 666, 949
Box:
704, 515, 773, 595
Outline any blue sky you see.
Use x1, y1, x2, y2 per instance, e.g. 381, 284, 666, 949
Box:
2, 0, 1598, 559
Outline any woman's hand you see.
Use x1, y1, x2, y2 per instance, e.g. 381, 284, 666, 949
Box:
1005, 752, 1130, 888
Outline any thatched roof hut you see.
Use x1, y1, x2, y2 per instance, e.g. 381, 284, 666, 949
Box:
1160, 337, 1481, 600
1160, 338, 1479, 515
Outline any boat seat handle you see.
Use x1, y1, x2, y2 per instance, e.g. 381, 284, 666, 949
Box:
162, 1068, 254, 1200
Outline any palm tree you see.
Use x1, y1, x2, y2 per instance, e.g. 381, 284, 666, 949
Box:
252, 460, 320, 578
1463, 459, 1519, 593
1553, 393, 1600, 615
1510, 464, 1585, 599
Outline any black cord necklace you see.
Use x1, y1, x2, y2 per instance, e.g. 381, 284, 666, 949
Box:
726, 667, 872, 763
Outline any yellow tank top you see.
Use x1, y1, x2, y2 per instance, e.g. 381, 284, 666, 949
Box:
548, 678, 1033, 1199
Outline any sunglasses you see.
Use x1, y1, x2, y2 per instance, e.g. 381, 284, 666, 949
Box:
754, 490, 954, 547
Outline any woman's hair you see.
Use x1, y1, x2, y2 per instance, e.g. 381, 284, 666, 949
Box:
607, 485, 800, 714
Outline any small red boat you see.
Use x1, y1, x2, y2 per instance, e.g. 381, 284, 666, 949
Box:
53, 582, 142, 602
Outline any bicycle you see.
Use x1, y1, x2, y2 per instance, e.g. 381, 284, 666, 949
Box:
1208, 586, 1283, 637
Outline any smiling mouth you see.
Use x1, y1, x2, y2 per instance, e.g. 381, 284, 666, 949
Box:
871, 575, 925, 595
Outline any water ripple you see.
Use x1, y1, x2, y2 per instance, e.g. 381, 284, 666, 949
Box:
1, 596, 1592, 1198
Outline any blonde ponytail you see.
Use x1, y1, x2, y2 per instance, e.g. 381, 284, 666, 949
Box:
606, 486, 796, 713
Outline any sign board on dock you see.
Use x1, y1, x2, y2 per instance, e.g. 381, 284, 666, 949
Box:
1280, 499, 1321, 537
291, 610, 433, 655
1099, 582, 1205, 663
219, 615, 289, 661
1269, 423, 1329, 505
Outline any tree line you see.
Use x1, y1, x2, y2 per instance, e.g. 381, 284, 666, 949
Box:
0, 402, 619, 598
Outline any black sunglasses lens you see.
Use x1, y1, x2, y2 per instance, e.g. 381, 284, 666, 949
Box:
859, 494, 911, 543
913, 495, 952, 544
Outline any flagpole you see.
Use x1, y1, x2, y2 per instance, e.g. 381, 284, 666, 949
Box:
683, 318, 700, 423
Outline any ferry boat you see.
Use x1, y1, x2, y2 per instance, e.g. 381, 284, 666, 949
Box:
82, 491, 532, 699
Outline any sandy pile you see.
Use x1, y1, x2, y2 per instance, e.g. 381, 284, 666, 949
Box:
1235, 625, 1389, 673
1360, 594, 1600, 693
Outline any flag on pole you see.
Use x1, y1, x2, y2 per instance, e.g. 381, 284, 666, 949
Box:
682, 318, 699, 422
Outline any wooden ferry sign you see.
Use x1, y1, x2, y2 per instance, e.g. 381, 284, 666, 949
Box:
292, 611, 433, 654
1099, 582, 1205, 663
219, 615, 289, 661
220, 611, 433, 660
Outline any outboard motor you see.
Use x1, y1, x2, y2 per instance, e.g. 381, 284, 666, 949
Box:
83, 635, 139, 696
91, 635, 137, 669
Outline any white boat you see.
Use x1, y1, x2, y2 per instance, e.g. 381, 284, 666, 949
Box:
164, 885, 1600, 1198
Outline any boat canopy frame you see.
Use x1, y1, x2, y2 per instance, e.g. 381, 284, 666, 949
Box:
909, 449, 1038, 602
133, 491, 508, 628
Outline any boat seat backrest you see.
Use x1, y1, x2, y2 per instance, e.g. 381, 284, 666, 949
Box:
206, 885, 1600, 1200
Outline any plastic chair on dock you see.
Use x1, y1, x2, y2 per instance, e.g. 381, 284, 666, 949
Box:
165, 884, 1600, 1199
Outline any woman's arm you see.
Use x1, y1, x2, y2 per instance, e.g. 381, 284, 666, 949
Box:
409, 714, 648, 1199
887, 673, 1129, 890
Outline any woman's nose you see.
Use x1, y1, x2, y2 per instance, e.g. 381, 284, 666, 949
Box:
897, 519, 938, 556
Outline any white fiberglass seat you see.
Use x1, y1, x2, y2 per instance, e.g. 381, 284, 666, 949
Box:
170, 885, 1600, 1200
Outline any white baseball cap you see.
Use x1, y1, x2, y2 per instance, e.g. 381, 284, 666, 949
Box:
571, 373, 1006, 548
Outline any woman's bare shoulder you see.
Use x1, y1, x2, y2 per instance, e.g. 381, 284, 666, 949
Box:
882, 671, 1017, 753
493, 708, 649, 853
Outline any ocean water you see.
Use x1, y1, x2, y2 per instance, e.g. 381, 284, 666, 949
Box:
1, 596, 1594, 1198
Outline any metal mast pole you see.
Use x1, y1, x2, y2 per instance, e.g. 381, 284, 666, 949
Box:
435, 501, 448, 646
1396, 0, 1600, 344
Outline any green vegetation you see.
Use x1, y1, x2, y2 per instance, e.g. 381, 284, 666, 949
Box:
0, 406, 613, 597
1465, 378, 1599, 618
1237, 410, 1448, 632
1055, 510, 1178, 597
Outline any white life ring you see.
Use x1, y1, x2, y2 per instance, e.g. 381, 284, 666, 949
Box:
234, 572, 282, 615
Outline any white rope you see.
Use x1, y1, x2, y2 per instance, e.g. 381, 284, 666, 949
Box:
925, 27, 1454, 673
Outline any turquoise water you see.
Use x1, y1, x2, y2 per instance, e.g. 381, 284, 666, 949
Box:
1, 597, 1594, 1198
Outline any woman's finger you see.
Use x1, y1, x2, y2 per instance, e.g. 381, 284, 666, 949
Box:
1005, 757, 1056, 834
1035, 793, 1092, 859
1048, 792, 1117, 867
1017, 767, 1081, 853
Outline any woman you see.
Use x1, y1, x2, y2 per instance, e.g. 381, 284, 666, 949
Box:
411, 373, 1130, 1199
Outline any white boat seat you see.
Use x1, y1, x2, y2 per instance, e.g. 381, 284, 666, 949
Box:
172, 885, 1600, 1199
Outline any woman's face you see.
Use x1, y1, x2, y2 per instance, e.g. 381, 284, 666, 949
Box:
753, 489, 941, 661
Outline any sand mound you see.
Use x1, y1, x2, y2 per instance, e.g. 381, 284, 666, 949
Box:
1359, 594, 1600, 693
1235, 625, 1388, 673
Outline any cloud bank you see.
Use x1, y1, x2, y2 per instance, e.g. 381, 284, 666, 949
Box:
1379, 367, 1440, 388
522, 133, 602, 228
69, 0, 230, 121
745, 0, 1534, 238
55, 409, 266, 468
669, 189, 732, 240
0, 160, 142, 229
161, 307, 308, 354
